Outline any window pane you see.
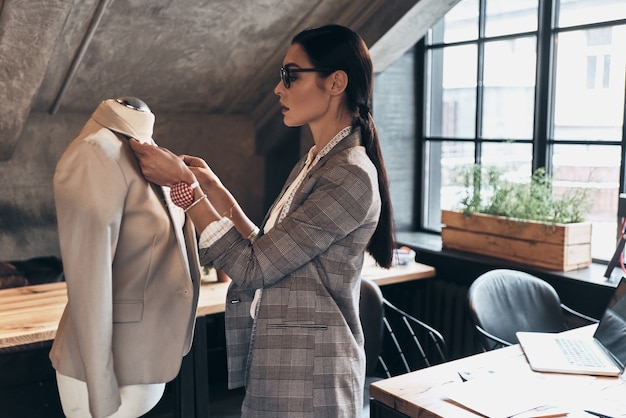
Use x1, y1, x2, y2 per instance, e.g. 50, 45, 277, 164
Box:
558, 0, 626, 28
482, 37, 537, 139
552, 25, 626, 141
552, 144, 621, 260
429, 0, 479, 44
426, 45, 477, 138
426, 142, 540, 229
481, 142, 533, 175
485, 0, 538, 37
424, 140, 475, 231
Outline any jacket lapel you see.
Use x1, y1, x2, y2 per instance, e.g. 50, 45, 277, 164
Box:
153, 183, 191, 278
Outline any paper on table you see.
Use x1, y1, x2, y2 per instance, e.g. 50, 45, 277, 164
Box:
443, 373, 570, 418
582, 379, 626, 417
513, 404, 569, 418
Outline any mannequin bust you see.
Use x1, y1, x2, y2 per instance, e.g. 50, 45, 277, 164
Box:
93, 96, 155, 143
51, 97, 199, 418
115, 96, 151, 112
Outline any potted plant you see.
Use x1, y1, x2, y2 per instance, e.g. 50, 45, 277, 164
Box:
441, 165, 593, 271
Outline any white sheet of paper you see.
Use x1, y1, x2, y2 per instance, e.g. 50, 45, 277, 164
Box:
443, 373, 585, 418
582, 379, 626, 417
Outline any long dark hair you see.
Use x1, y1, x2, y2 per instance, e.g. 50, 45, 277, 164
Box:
293, 24, 396, 268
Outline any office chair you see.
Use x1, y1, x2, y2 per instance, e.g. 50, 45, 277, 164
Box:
359, 277, 447, 414
359, 277, 448, 413
467, 269, 599, 351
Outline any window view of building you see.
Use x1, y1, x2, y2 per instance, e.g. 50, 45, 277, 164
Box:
375, 0, 626, 262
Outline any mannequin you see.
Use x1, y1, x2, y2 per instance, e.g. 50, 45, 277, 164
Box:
51, 97, 201, 418
55, 373, 164, 418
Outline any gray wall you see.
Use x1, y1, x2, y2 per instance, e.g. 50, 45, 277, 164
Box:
0, 0, 461, 263
0, 112, 263, 261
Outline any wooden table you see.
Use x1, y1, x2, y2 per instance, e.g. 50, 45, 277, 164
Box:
361, 254, 436, 286
0, 259, 434, 417
370, 325, 626, 417
0, 259, 435, 350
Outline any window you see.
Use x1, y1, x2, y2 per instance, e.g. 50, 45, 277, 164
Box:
374, 0, 626, 262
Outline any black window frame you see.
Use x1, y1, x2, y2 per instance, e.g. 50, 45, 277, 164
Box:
406, 0, 626, 264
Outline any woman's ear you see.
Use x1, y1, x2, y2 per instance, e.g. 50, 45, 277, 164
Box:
327, 70, 348, 96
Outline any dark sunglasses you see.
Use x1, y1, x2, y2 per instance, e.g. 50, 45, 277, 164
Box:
280, 66, 335, 88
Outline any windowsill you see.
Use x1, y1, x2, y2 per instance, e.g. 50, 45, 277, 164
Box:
396, 231, 618, 289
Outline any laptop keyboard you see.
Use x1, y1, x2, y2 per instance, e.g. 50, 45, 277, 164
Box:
555, 338, 605, 368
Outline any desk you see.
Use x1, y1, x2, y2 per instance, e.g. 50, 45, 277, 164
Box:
370, 325, 626, 417
0, 260, 434, 350
0, 260, 435, 416
361, 255, 436, 286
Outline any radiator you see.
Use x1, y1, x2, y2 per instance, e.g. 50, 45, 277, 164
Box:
382, 279, 480, 361
424, 280, 478, 359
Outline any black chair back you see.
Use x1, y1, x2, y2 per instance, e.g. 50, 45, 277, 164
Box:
359, 277, 384, 375
468, 269, 569, 350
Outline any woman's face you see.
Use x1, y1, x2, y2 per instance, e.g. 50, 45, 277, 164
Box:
274, 44, 332, 127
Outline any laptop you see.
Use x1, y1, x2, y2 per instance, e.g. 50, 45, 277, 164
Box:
517, 277, 626, 377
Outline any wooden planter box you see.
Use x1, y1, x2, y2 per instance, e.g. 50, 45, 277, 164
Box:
441, 210, 592, 271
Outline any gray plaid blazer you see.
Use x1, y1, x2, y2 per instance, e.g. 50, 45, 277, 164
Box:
200, 129, 381, 417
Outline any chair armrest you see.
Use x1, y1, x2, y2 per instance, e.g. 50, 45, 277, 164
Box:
380, 299, 448, 374
561, 303, 600, 324
473, 325, 514, 351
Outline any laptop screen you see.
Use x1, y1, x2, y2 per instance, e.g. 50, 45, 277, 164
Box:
594, 277, 626, 370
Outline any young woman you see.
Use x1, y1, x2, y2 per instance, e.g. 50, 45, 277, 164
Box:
130, 24, 395, 417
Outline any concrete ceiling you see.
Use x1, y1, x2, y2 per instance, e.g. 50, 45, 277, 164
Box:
0, 0, 460, 160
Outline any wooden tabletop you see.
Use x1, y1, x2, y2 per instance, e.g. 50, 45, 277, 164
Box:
0, 282, 68, 350
361, 255, 436, 286
0, 260, 435, 350
370, 325, 625, 417
371, 345, 531, 417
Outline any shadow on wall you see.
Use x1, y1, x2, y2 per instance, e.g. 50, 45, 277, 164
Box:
0, 202, 56, 231
0, 199, 61, 261
0, 256, 64, 289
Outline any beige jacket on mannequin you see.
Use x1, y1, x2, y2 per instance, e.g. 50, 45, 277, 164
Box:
50, 98, 201, 418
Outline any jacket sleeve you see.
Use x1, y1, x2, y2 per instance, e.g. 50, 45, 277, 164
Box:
53, 137, 126, 418
200, 157, 377, 289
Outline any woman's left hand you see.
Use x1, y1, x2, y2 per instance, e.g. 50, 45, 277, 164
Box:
128, 139, 195, 186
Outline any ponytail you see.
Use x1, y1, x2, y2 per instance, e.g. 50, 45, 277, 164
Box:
354, 107, 396, 268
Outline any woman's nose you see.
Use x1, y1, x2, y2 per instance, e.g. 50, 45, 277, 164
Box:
274, 80, 284, 96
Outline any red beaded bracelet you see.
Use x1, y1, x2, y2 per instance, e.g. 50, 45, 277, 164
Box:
170, 181, 199, 209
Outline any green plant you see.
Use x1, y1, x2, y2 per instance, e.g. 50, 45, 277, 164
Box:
455, 164, 591, 224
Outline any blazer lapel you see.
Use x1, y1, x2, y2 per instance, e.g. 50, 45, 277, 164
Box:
154, 184, 191, 278
111, 129, 193, 279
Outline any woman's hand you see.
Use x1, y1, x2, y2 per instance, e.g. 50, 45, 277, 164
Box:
182, 155, 223, 192
128, 139, 195, 187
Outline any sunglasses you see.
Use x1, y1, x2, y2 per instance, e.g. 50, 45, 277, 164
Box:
280, 66, 335, 88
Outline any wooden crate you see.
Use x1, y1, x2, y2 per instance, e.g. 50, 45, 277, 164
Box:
440, 210, 592, 271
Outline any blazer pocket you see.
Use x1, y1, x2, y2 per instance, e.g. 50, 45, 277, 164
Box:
112, 300, 144, 323
267, 324, 327, 330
